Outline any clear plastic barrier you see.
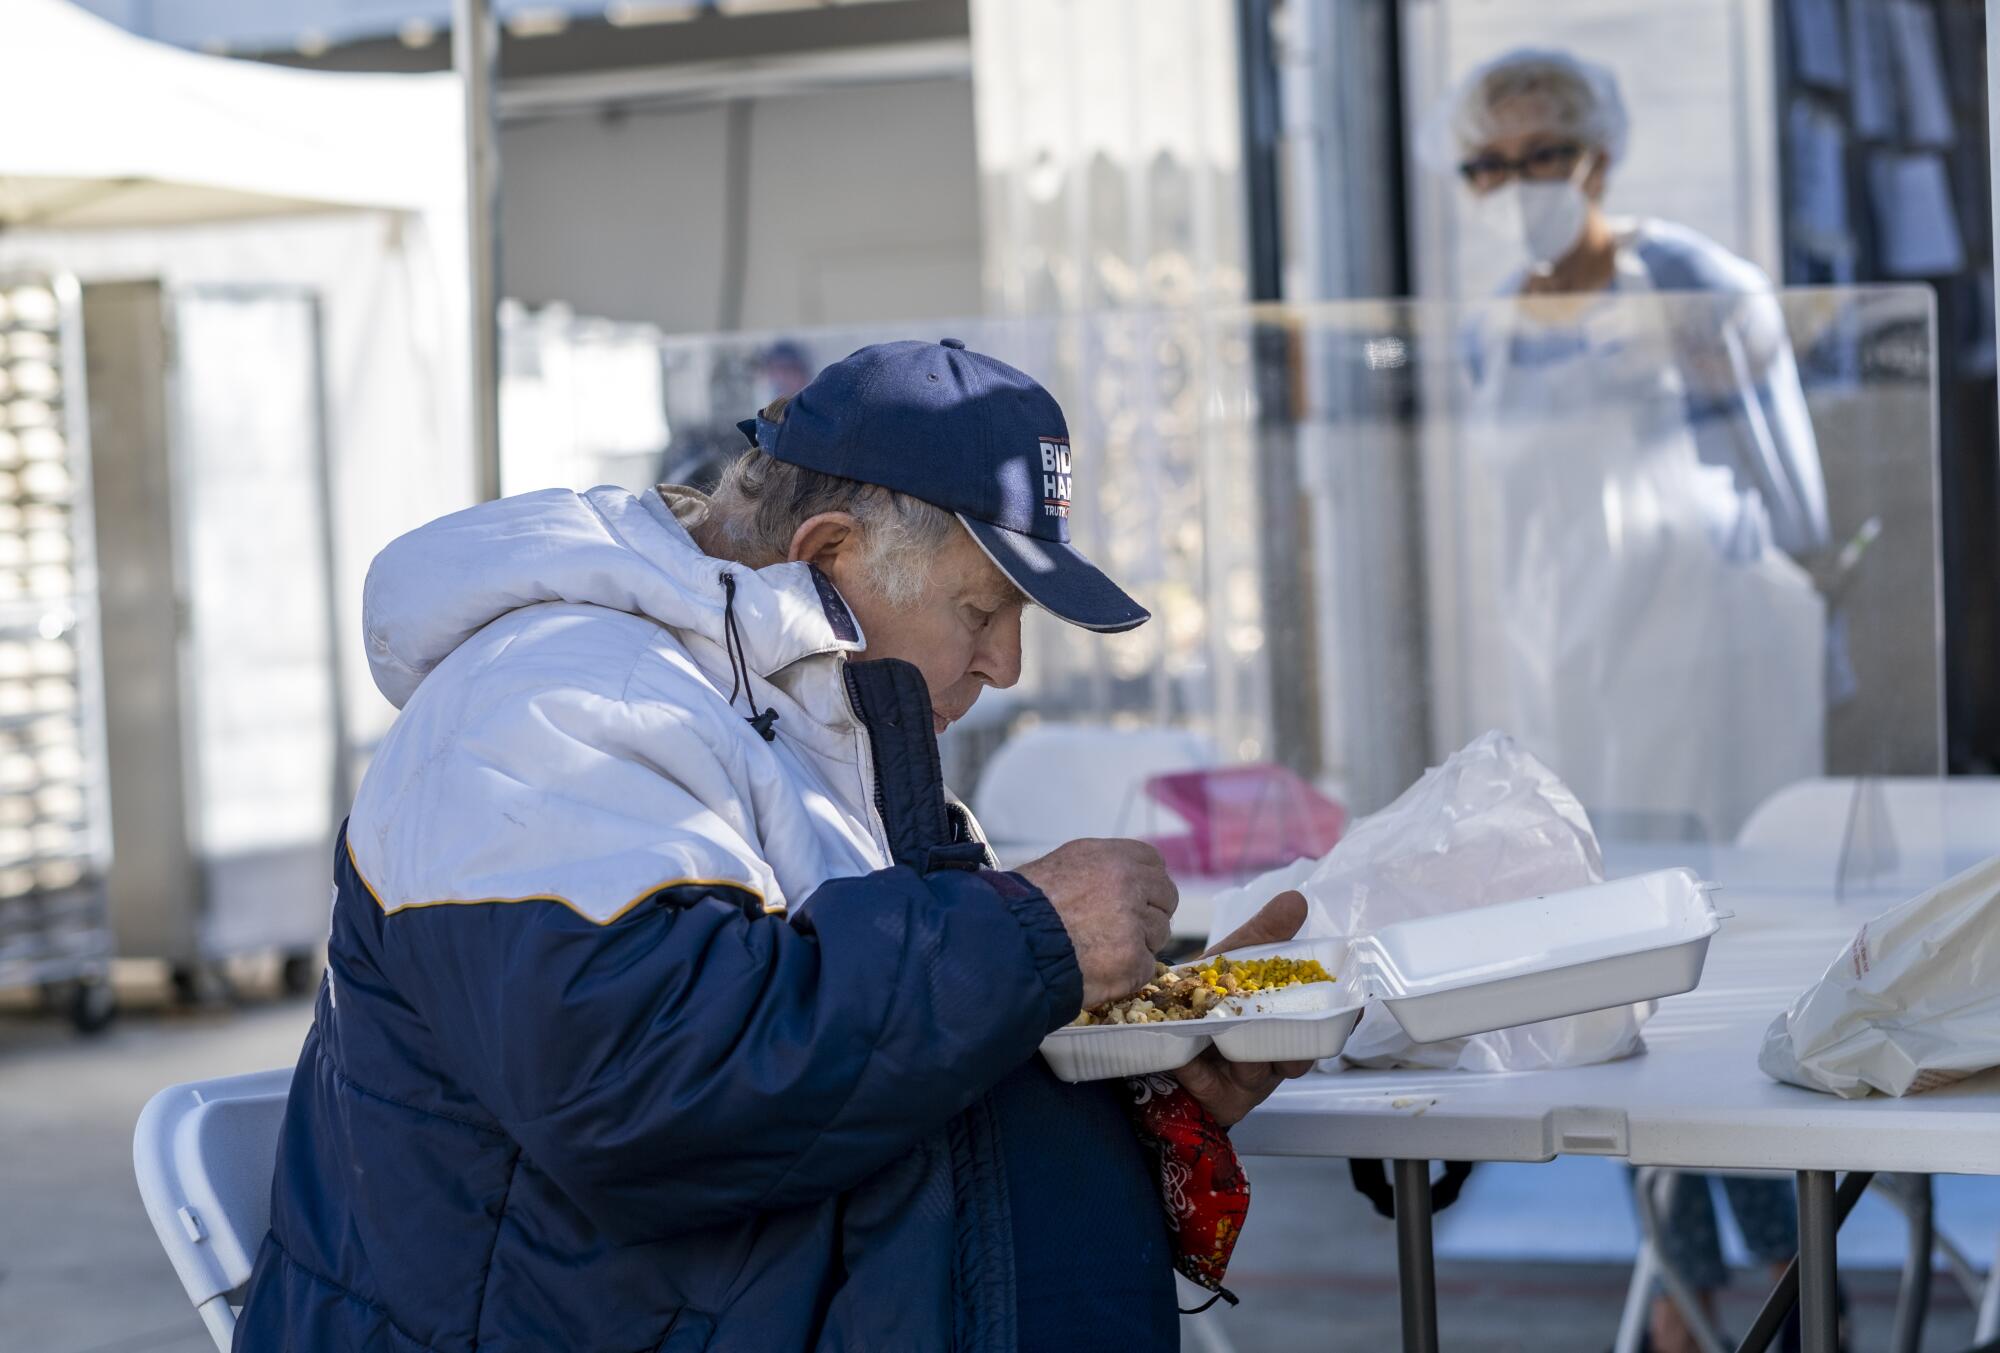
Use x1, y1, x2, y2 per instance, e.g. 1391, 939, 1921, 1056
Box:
501, 288, 1944, 909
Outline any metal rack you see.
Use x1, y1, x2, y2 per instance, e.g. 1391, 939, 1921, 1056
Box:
0, 273, 116, 1032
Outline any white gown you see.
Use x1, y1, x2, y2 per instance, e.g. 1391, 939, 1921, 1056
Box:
1449, 227, 1827, 842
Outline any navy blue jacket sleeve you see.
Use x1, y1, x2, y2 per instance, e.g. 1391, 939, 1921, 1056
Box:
374, 861, 1081, 1244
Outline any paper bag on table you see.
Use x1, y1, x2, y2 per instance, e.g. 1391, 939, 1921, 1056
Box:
1205, 730, 1652, 1072
1760, 854, 2000, 1099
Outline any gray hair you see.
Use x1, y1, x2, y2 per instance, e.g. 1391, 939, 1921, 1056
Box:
705, 402, 960, 608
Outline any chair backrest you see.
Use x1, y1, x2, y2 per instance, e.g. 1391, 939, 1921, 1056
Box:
1735, 776, 2000, 894
1738, 777, 2000, 850
133, 1067, 293, 1349
1735, 779, 1866, 855
971, 721, 1218, 849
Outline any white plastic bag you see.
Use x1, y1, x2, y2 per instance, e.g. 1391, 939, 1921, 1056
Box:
1206, 731, 1653, 1071
1760, 855, 2000, 1099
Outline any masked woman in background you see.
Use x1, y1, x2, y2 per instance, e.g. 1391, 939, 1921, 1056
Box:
1434, 47, 1824, 1353
1438, 45, 1837, 844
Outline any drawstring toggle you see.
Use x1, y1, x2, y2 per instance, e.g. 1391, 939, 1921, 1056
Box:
720, 573, 781, 743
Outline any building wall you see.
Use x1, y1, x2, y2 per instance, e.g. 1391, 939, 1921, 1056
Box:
498, 76, 984, 334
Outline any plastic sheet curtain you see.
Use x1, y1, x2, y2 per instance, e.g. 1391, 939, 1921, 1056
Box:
966, 0, 1292, 772
502, 288, 1943, 863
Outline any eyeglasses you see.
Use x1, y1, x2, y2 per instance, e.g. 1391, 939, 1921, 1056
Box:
1457, 142, 1585, 193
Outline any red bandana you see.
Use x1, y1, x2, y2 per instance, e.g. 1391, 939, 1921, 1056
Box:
1123, 1073, 1248, 1306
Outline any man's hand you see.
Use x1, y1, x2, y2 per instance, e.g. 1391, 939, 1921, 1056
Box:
1174, 890, 1315, 1127
1172, 1049, 1315, 1129
1016, 838, 1177, 1009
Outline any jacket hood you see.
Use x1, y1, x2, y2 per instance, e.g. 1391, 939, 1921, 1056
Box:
362, 485, 867, 709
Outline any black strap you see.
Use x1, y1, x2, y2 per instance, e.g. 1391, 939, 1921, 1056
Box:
1347, 1159, 1475, 1220
1179, 1286, 1238, 1316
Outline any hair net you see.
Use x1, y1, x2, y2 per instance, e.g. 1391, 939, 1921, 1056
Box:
1418, 47, 1630, 175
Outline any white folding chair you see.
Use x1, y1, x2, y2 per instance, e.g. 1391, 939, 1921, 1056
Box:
132, 1068, 293, 1351
1977, 1231, 2000, 1344
1615, 1168, 1989, 1353
1737, 775, 2000, 896
1616, 1169, 1735, 1353
974, 722, 1226, 943
972, 721, 1218, 856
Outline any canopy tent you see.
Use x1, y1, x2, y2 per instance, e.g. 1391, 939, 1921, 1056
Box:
0, 0, 476, 753
1, 0, 461, 229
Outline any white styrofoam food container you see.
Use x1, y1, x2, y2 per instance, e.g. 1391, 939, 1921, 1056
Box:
1358, 868, 1722, 1045
1039, 938, 1362, 1083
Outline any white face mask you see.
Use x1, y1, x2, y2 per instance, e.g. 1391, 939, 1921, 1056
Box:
1472, 175, 1591, 271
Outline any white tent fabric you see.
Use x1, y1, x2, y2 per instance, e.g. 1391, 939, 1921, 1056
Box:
2, 0, 460, 229
0, 0, 475, 753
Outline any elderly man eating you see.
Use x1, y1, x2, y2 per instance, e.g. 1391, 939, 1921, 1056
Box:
236, 339, 1307, 1352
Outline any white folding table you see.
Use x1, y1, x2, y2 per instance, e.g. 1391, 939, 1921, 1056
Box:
1232, 889, 2000, 1353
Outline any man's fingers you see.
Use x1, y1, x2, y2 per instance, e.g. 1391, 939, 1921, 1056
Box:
1202, 889, 1309, 958
1169, 1050, 1216, 1095
1232, 1059, 1306, 1089
1133, 857, 1176, 954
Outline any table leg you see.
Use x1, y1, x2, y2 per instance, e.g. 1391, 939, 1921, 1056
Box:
1394, 1158, 1440, 1353
1798, 1170, 1840, 1353
1736, 1171, 1870, 1353
1890, 1174, 1933, 1353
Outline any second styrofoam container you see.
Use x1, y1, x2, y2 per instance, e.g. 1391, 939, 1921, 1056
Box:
1358, 867, 1722, 1045
1039, 937, 1364, 1083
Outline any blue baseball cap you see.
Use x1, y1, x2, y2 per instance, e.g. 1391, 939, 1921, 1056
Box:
736, 338, 1149, 633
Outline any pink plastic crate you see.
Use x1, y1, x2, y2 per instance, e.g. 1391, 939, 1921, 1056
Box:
1142, 764, 1345, 877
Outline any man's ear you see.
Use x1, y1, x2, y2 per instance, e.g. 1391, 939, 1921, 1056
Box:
787, 512, 863, 571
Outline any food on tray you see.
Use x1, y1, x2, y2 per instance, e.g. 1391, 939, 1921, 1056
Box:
1073, 955, 1334, 1026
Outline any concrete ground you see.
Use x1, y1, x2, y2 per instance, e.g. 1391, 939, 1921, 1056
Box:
0, 978, 315, 1353
1209, 1157, 1982, 1351
0, 988, 1984, 1352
